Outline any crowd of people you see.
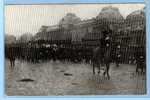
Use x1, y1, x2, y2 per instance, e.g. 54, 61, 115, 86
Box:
5, 30, 145, 74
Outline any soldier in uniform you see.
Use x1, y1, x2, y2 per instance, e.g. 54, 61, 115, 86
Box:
100, 30, 112, 65
115, 43, 121, 67
8, 44, 16, 69
135, 47, 146, 74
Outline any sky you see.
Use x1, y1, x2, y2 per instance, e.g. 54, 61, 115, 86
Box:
5, 4, 145, 38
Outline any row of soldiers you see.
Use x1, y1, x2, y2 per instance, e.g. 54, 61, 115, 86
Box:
5, 30, 145, 74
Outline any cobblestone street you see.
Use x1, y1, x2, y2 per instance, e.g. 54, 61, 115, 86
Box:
5, 59, 146, 96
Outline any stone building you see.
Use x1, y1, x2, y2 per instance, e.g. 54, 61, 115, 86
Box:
125, 8, 146, 47
82, 6, 124, 46
113, 8, 146, 63
34, 6, 145, 48
34, 13, 82, 45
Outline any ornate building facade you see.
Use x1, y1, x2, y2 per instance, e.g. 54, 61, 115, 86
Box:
34, 6, 145, 48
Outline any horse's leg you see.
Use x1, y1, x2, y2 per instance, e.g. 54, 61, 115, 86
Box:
141, 67, 143, 75
106, 63, 110, 80
92, 61, 95, 75
103, 64, 106, 76
11, 61, 14, 69
98, 62, 101, 74
10, 60, 14, 70
141, 64, 144, 75
136, 64, 139, 74
12, 60, 15, 69
9, 59, 12, 69
143, 63, 146, 75
116, 59, 119, 67
10, 60, 12, 69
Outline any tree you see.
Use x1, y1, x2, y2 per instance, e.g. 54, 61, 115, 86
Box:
17, 33, 33, 43
5, 34, 16, 44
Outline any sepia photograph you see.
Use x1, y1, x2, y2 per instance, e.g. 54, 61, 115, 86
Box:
5, 4, 146, 95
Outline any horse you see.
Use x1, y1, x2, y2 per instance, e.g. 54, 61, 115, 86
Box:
92, 44, 112, 79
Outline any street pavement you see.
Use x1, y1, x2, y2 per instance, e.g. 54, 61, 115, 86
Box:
5, 59, 146, 96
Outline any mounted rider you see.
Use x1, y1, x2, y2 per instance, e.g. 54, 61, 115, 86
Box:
98, 29, 112, 66
101, 29, 112, 55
